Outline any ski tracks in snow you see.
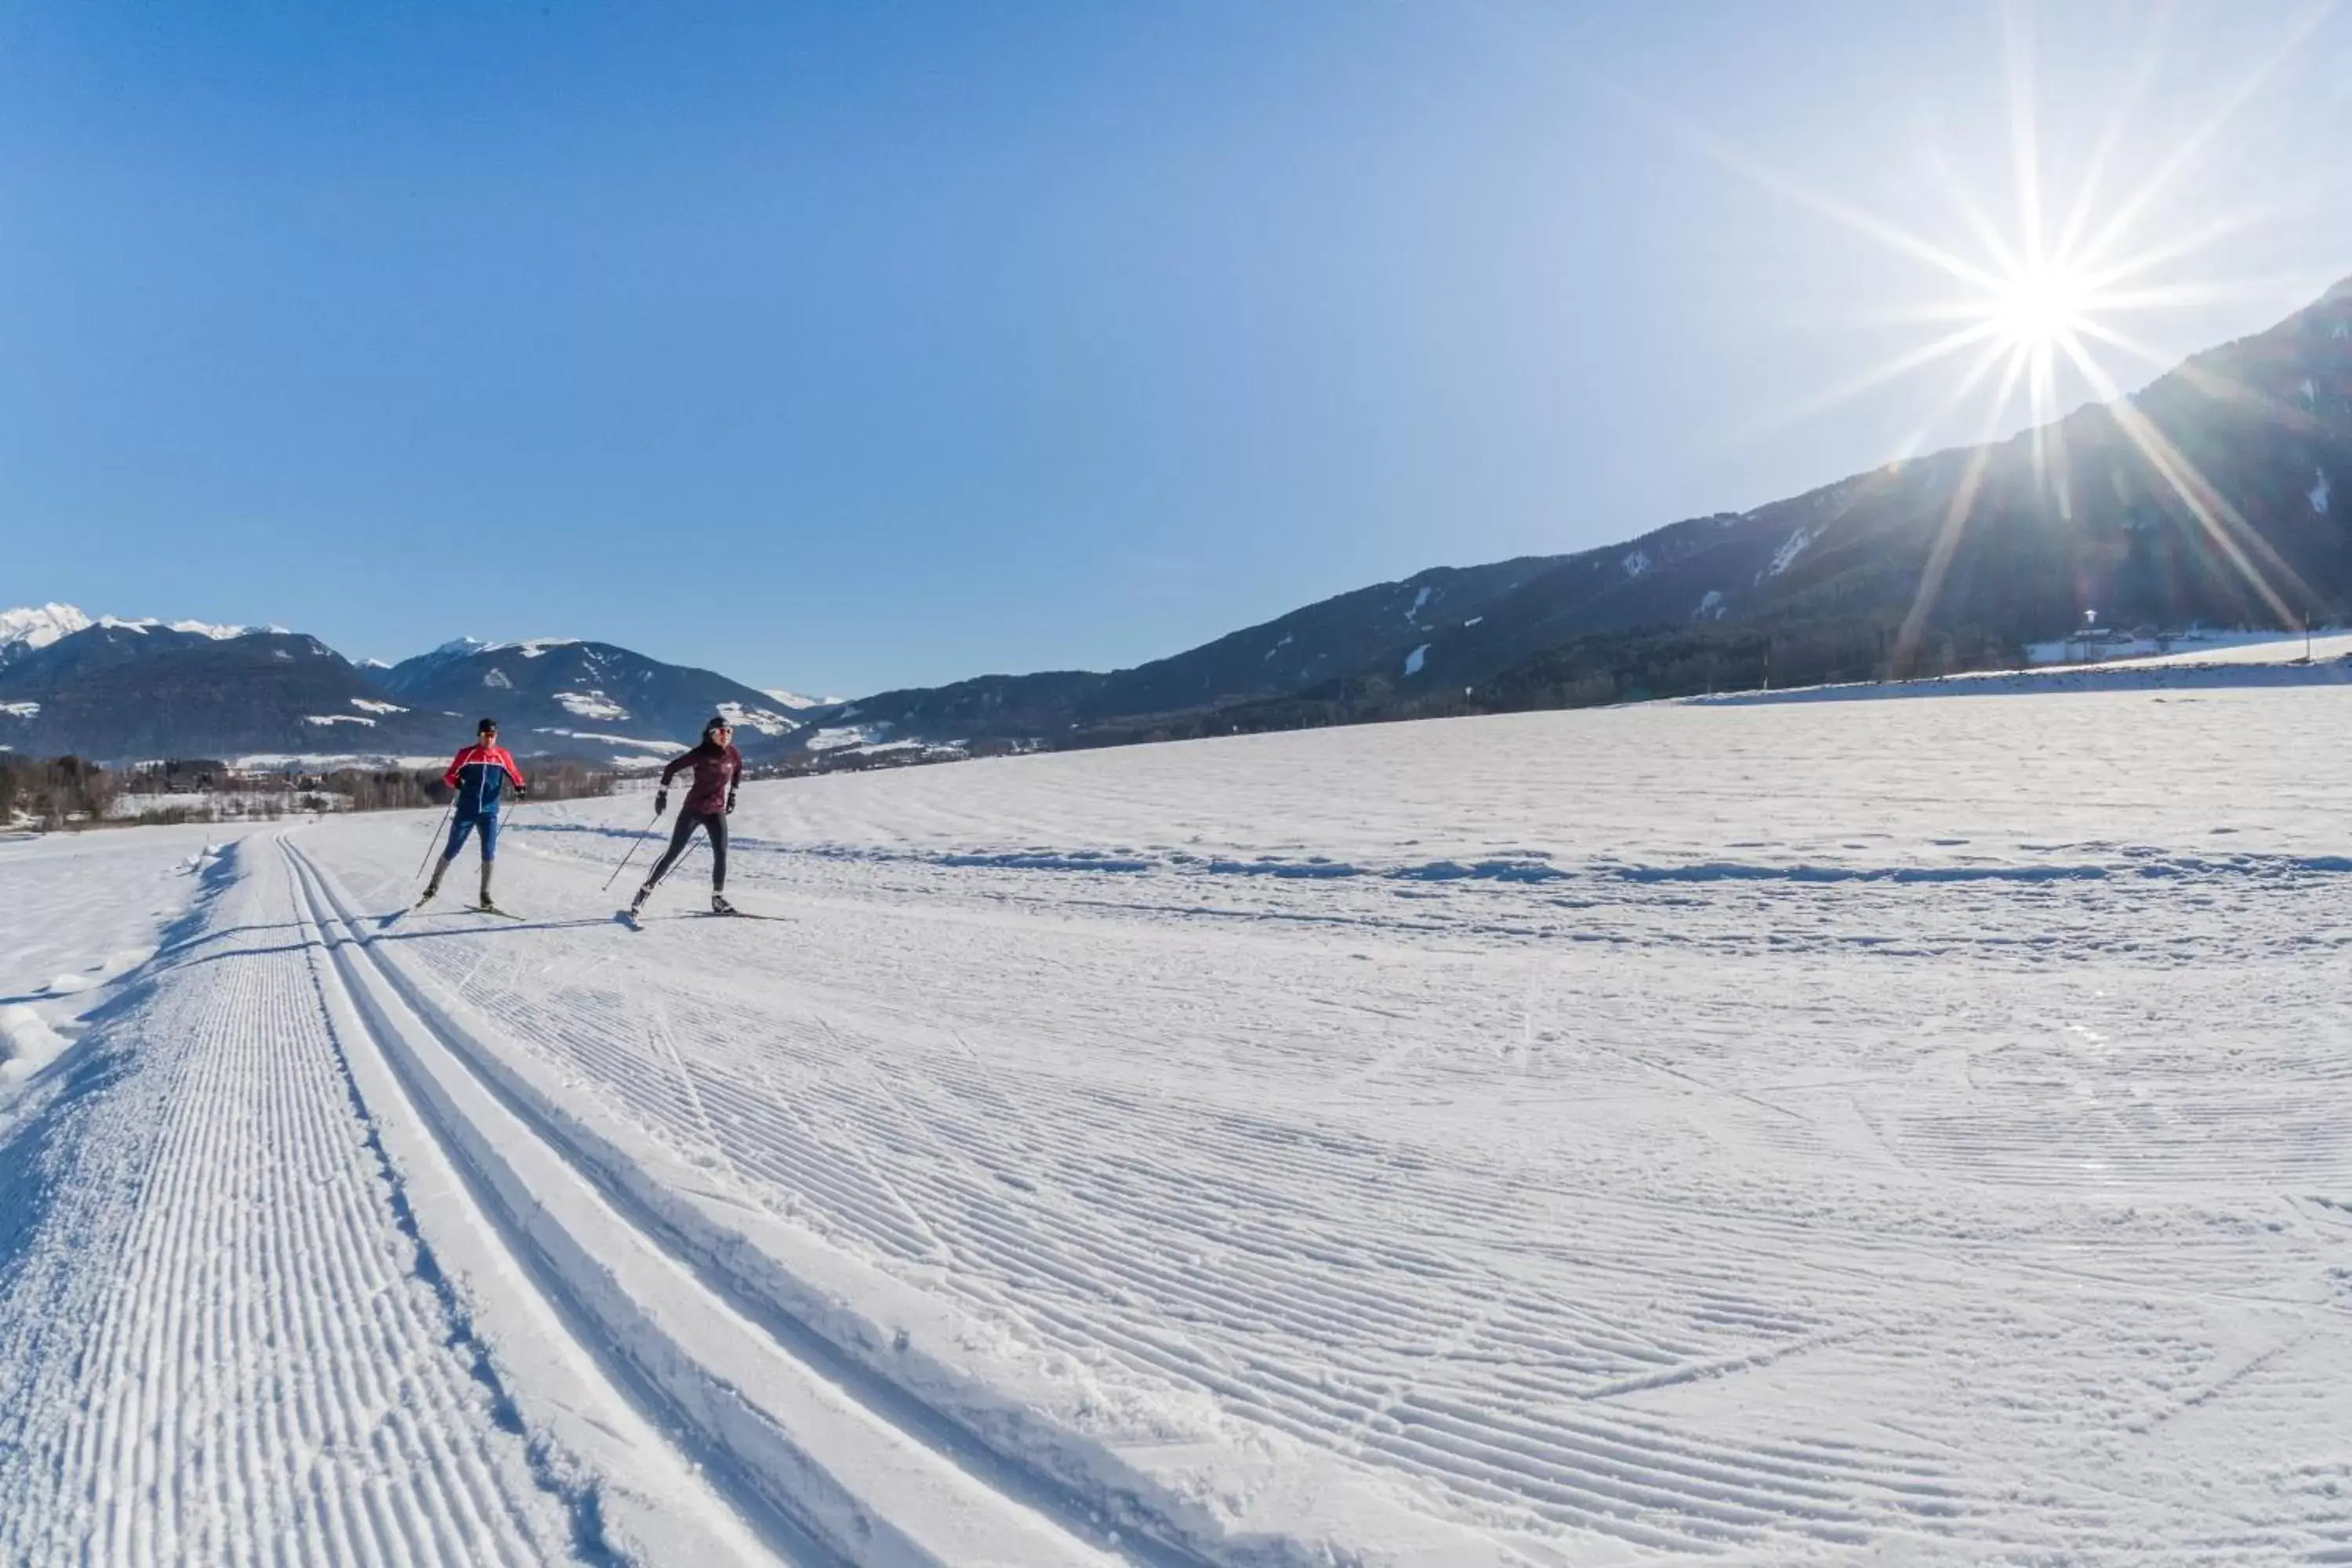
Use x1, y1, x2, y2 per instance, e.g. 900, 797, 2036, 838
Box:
281, 839, 1138, 1567
3, 826, 1152, 1564
395, 771, 2352, 1565
0, 837, 575, 1566
20, 676, 2352, 1567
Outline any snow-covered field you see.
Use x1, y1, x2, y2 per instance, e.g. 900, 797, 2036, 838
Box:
5, 691, 2352, 1563
1733, 630, 2352, 706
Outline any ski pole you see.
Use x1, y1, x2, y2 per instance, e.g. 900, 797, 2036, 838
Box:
416, 795, 456, 880
602, 803, 664, 891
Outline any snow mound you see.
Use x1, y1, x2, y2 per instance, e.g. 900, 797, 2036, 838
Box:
0, 1004, 67, 1082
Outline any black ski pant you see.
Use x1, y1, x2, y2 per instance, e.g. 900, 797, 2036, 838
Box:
644, 809, 727, 892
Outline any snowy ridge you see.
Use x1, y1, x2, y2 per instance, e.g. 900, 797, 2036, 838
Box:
431, 636, 582, 659
0, 603, 93, 654
92, 614, 267, 639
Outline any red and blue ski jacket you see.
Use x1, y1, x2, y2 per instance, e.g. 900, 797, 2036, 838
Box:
445, 743, 524, 816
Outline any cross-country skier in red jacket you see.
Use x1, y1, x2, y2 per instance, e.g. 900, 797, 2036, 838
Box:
420, 717, 526, 909
631, 716, 744, 916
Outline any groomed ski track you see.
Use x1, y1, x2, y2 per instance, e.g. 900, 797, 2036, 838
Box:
12, 690, 2352, 1563
281, 835, 1143, 1568
0, 829, 1150, 1567
0, 833, 584, 1566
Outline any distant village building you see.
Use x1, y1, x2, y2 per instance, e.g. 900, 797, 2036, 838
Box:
2063, 624, 2139, 661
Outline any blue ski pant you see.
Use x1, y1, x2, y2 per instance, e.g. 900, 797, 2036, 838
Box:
443, 809, 500, 864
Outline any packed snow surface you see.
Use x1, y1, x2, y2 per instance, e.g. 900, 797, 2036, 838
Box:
7, 691, 2352, 1563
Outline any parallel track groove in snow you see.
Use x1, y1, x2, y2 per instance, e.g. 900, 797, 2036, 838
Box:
285, 839, 1143, 1568
0, 839, 564, 1566
287, 691, 2352, 1561
362, 848, 1998, 1557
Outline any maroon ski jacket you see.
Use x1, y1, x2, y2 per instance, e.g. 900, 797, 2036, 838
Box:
661, 739, 743, 815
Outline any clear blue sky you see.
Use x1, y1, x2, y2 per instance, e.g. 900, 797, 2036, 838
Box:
5, 2, 2349, 695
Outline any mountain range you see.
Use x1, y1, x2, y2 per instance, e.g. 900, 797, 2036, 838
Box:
0, 622, 803, 769
8, 274, 2350, 768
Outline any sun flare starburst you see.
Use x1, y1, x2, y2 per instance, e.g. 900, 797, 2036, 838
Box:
1653, 0, 2336, 670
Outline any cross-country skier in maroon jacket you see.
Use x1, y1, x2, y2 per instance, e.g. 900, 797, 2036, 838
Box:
630, 716, 745, 916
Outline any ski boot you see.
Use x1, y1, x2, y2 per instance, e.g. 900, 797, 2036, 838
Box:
711, 893, 737, 916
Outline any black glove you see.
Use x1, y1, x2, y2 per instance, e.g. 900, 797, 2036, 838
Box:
726, 791, 737, 815
654, 789, 669, 815
512, 783, 527, 800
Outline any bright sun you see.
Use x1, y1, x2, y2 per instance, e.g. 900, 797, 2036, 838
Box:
1666, 2, 2335, 670
1987, 262, 2098, 353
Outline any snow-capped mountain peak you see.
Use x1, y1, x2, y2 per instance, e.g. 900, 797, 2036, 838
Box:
5, 605, 267, 648
0, 603, 94, 654
424, 635, 580, 659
